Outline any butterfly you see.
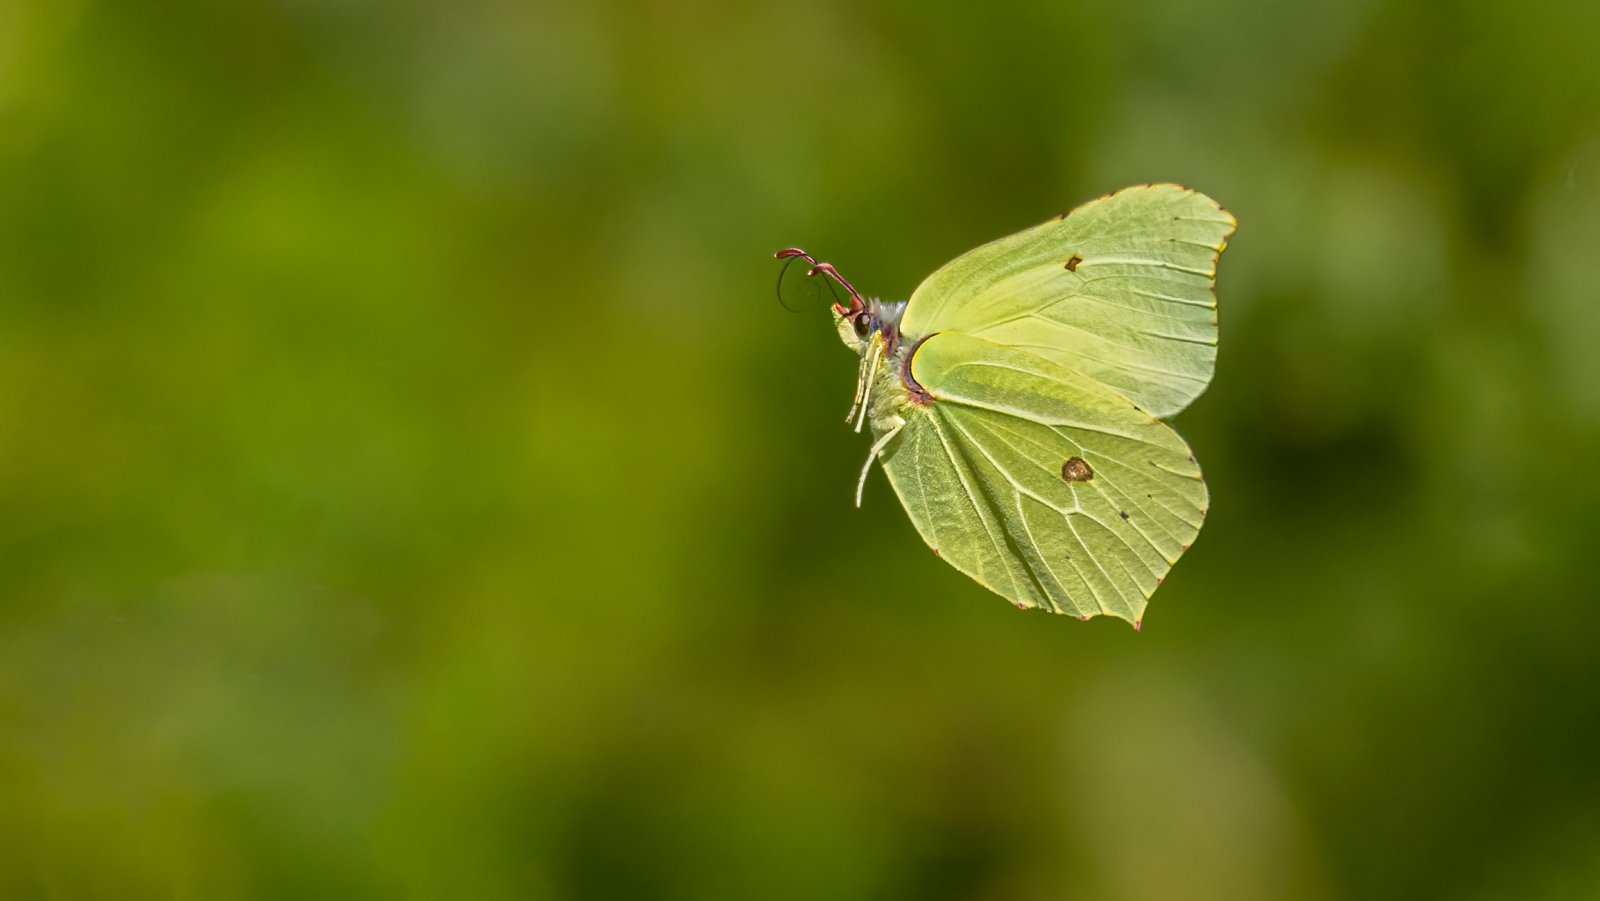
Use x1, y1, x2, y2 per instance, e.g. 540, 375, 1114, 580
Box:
777, 184, 1235, 628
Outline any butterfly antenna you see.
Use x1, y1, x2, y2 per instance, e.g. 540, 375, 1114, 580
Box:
774, 254, 808, 313
773, 247, 865, 315
819, 271, 845, 307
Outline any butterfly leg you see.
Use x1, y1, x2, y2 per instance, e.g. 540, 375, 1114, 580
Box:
849, 339, 885, 433
855, 417, 905, 508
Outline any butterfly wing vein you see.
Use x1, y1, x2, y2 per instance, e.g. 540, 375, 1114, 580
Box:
878, 333, 1207, 623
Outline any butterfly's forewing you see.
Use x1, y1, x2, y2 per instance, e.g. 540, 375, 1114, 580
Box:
898, 184, 1235, 418
880, 333, 1206, 624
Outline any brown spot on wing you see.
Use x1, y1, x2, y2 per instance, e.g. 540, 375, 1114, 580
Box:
1061, 457, 1093, 482
1064, 253, 1083, 272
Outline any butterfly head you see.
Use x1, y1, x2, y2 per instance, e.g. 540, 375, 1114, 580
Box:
772, 248, 910, 354
832, 298, 907, 354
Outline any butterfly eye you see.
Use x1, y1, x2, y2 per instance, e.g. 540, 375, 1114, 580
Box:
853, 312, 872, 338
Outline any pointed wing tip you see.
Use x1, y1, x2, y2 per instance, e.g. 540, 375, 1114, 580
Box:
1051, 183, 1238, 240
1168, 185, 1238, 233
990, 585, 1155, 627
1004, 599, 1132, 625
1053, 185, 1236, 255
1047, 606, 1148, 628
1076, 611, 1146, 630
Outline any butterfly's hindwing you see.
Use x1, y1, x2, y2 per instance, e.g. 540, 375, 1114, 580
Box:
877, 333, 1207, 623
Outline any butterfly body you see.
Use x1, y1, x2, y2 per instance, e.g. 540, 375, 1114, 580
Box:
786, 184, 1234, 627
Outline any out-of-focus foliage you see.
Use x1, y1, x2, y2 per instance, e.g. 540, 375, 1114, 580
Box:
2, 0, 1598, 898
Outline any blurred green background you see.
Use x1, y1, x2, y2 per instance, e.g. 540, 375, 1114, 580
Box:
3, 0, 1599, 897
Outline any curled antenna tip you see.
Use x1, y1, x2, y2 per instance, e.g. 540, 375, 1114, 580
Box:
768, 246, 865, 315
774, 254, 807, 313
